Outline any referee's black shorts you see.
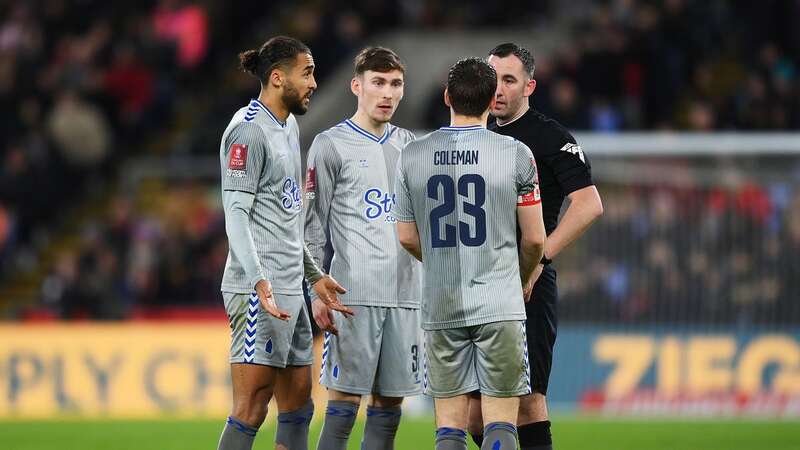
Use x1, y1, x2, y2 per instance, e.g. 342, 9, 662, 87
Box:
526, 264, 557, 395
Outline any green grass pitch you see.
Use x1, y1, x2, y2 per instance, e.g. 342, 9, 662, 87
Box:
1, 416, 799, 449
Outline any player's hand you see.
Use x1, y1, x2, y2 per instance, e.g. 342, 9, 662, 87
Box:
312, 275, 354, 317
255, 279, 290, 320
311, 299, 338, 336
523, 264, 544, 303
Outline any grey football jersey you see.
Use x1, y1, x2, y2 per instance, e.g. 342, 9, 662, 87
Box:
393, 125, 540, 330
305, 120, 421, 308
220, 99, 305, 295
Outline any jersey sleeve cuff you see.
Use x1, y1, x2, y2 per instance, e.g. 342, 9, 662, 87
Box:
249, 272, 266, 291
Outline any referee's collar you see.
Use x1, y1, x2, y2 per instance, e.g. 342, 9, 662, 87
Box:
495, 106, 530, 128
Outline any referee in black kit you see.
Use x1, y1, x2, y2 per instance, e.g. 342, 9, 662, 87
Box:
467, 43, 604, 450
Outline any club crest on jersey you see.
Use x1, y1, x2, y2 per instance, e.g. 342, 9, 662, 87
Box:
282, 177, 302, 211
227, 143, 248, 177
364, 188, 396, 223
560, 142, 585, 163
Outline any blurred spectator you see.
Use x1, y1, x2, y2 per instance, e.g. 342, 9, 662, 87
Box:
152, 0, 209, 69
46, 90, 111, 168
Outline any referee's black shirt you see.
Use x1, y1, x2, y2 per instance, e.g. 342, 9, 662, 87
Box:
489, 108, 594, 235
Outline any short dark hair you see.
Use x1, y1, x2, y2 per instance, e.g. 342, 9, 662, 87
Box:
489, 42, 535, 78
354, 46, 405, 76
446, 57, 497, 117
239, 36, 311, 82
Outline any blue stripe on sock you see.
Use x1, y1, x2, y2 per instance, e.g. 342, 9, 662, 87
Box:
326, 406, 357, 418
485, 422, 517, 434
226, 416, 258, 436
277, 403, 314, 425
436, 427, 467, 438
366, 407, 401, 418
277, 415, 311, 425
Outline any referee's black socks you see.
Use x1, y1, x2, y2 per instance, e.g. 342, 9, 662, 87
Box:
471, 420, 552, 449
518, 420, 553, 450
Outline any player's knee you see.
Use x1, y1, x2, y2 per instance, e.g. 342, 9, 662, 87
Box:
329, 389, 362, 404
231, 398, 269, 428
518, 393, 548, 424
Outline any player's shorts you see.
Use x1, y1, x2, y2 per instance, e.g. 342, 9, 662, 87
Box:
223, 291, 313, 368
526, 265, 558, 395
319, 305, 422, 397
423, 320, 530, 398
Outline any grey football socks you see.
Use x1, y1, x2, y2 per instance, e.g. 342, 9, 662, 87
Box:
316, 400, 359, 450
360, 405, 402, 449
482, 422, 518, 450
217, 416, 258, 450
276, 399, 314, 450
435, 427, 468, 450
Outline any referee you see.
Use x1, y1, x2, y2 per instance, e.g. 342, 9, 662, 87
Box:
468, 43, 604, 450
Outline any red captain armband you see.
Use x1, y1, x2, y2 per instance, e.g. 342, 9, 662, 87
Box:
517, 186, 542, 206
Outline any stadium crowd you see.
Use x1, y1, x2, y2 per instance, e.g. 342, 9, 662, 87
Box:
559, 162, 800, 324
422, 0, 800, 130
36, 169, 800, 324
1, 0, 799, 322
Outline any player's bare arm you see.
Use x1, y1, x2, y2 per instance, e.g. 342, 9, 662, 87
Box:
517, 202, 546, 301
397, 221, 422, 262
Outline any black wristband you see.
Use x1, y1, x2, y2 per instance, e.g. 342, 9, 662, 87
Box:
540, 255, 552, 265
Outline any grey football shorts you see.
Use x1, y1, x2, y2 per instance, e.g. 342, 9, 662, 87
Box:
223, 291, 313, 368
319, 305, 423, 397
423, 320, 531, 398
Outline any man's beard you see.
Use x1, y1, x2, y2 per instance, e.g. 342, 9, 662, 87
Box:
283, 81, 309, 115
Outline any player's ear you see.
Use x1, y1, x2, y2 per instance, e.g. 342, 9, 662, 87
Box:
488, 96, 497, 111
525, 78, 536, 97
268, 68, 284, 89
351, 76, 361, 97
443, 88, 451, 108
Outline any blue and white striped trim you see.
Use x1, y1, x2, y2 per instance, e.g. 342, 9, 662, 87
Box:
319, 331, 331, 382
422, 338, 429, 391
249, 99, 285, 127
438, 124, 484, 132
344, 119, 391, 143
243, 292, 259, 363
243, 104, 258, 122
521, 321, 531, 394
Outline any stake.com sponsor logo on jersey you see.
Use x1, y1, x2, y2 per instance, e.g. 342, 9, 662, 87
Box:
281, 177, 302, 211
363, 188, 397, 223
